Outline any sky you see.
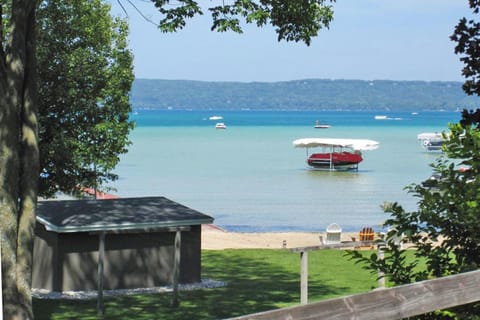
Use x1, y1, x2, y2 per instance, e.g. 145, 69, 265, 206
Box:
109, 1, 473, 83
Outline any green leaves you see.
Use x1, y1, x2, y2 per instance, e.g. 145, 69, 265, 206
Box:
37, 0, 134, 197
451, 2, 480, 96
152, 0, 335, 45
156, 0, 203, 32
269, 0, 334, 45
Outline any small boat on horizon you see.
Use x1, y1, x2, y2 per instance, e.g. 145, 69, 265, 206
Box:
209, 115, 223, 120
314, 120, 331, 129
215, 122, 227, 129
374, 115, 388, 120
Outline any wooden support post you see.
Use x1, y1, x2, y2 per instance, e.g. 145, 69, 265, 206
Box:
97, 232, 106, 316
377, 245, 385, 288
300, 250, 308, 305
290, 241, 377, 306
172, 229, 182, 307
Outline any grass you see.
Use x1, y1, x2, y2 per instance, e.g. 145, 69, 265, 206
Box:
33, 249, 378, 320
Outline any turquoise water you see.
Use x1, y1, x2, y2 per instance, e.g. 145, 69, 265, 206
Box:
112, 110, 460, 232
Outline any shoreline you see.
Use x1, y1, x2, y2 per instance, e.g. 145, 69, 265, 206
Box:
201, 224, 360, 250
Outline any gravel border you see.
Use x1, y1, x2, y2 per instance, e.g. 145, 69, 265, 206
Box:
32, 278, 227, 300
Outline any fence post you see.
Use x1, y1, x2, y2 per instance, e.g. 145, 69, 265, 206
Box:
377, 245, 385, 288
172, 229, 181, 307
97, 232, 106, 316
300, 251, 308, 304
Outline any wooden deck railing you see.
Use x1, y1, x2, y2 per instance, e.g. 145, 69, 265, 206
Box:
230, 268, 480, 320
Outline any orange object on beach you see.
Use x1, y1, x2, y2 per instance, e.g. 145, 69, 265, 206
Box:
359, 227, 375, 241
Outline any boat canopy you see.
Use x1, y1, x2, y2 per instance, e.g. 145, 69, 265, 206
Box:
293, 138, 380, 151
417, 132, 443, 141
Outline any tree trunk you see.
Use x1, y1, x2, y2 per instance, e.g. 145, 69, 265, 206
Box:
1, 1, 38, 319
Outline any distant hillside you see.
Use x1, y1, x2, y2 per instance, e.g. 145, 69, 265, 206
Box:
131, 78, 480, 111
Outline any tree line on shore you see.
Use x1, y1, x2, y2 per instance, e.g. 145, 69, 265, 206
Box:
131, 78, 480, 111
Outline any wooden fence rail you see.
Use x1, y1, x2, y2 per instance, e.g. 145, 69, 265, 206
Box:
230, 269, 480, 320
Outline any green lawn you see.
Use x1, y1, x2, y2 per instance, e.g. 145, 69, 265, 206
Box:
33, 249, 378, 320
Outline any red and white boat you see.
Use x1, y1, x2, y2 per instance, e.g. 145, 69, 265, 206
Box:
293, 138, 379, 171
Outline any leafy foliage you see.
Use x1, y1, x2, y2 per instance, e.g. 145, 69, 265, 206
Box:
451, 1, 480, 96
36, 0, 135, 197
152, 0, 335, 46
154, 0, 203, 32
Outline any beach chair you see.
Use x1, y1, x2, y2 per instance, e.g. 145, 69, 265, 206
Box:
325, 223, 342, 244
357, 227, 375, 249
359, 227, 375, 241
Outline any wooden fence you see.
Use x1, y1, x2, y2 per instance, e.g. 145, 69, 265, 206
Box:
289, 240, 378, 304
230, 269, 480, 320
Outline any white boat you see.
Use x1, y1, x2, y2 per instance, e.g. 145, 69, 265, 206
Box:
417, 132, 443, 151
374, 115, 388, 120
215, 122, 227, 129
314, 120, 331, 129
293, 138, 379, 171
209, 115, 223, 120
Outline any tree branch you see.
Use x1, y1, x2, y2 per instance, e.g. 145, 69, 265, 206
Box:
119, 0, 159, 27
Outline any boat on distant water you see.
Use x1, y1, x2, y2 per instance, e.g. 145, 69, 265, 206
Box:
293, 138, 379, 171
215, 123, 227, 129
314, 120, 331, 129
417, 132, 443, 151
374, 115, 388, 120
209, 115, 223, 120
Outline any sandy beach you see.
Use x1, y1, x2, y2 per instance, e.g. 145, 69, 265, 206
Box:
201, 224, 359, 250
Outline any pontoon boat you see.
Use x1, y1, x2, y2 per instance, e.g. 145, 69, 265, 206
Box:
293, 138, 379, 171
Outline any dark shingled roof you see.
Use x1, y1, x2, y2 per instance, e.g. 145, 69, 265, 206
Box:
37, 196, 214, 233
